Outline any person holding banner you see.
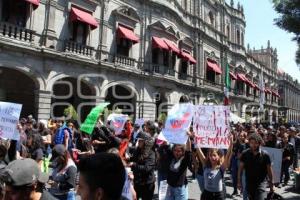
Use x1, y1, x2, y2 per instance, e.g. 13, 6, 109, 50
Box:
196, 135, 233, 200
165, 136, 192, 200
238, 133, 274, 200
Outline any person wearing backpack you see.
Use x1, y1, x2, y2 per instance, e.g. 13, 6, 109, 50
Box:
54, 119, 73, 153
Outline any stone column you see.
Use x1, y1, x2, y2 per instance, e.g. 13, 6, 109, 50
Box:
43, 0, 58, 48
35, 90, 52, 121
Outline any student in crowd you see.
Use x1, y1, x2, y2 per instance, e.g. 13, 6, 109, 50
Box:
1, 158, 57, 200
278, 132, 295, 185
77, 153, 126, 200
196, 136, 233, 200
127, 132, 156, 200
26, 133, 45, 168
238, 133, 274, 200
288, 127, 300, 169
165, 136, 192, 200
49, 144, 77, 200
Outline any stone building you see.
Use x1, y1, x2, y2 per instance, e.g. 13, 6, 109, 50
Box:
0, 0, 281, 123
278, 72, 300, 123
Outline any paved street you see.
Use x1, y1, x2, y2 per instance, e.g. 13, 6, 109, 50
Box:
152, 171, 300, 200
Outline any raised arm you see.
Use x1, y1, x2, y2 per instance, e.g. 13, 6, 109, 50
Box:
196, 146, 206, 167
221, 136, 233, 170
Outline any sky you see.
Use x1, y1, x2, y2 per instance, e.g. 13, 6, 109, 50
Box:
226, 0, 300, 81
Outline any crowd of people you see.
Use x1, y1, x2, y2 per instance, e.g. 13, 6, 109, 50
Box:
0, 112, 299, 200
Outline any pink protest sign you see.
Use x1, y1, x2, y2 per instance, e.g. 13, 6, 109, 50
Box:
193, 105, 230, 149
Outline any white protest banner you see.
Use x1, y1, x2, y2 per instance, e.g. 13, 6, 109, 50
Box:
159, 180, 168, 200
161, 103, 194, 144
0, 101, 22, 140
193, 105, 230, 149
107, 114, 128, 135
261, 147, 282, 184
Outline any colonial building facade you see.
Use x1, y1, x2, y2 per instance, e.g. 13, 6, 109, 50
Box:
0, 0, 281, 123
278, 73, 300, 123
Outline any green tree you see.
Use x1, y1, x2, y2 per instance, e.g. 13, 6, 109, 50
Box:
272, 0, 300, 68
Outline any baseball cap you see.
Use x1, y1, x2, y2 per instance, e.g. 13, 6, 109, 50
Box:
1, 158, 48, 186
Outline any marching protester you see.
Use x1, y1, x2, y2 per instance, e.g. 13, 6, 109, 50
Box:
127, 132, 156, 200
288, 127, 300, 169
196, 135, 233, 200
278, 132, 295, 185
165, 136, 192, 200
49, 145, 77, 200
238, 133, 274, 200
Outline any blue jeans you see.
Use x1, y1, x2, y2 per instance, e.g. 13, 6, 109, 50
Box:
196, 174, 204, 192
165, 185, 188, 200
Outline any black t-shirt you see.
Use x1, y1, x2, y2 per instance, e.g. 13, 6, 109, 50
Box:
167, 151, 192, 187
240, 149, 271, 188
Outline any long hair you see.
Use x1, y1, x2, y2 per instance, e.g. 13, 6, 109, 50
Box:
205, 148, 224, 168
27, 133, 44, 151
56, 150, 70, 171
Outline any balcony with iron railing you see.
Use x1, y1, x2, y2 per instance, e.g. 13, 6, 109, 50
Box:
64, 40, 94, 57
113, 54, 136, 68
145, 65, 176, 77
0, 22, 35, 43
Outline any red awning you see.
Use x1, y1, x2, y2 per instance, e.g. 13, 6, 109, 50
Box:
117, 26, 139, 43
152, 37, 169, 50
272, 90, 280, 97
229, 72, 237, 80
207, 59, 222, 74
70, 7, 99, 29
25, 0, 40, 6
164, 39, 180, 54
180, 51, 197, 64
237, 73, 247, 82
254, 84, 260, 90
246, 78, 255, 88
265, 88, 272, 94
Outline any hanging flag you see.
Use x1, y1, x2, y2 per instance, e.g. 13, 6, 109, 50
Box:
80, 103, 110, 135
259, 70, 265, 111
224, 63, 231, 105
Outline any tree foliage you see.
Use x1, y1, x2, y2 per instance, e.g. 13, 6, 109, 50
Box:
272, 0, 300, 67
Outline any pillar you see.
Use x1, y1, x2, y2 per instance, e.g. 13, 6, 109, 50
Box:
35, 90, 52, 121
43, 0, 58, 48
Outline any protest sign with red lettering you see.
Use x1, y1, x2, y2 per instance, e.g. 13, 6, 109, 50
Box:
193, 105, 230, 149
161, 103, 194, 144
107, 114, 128, 135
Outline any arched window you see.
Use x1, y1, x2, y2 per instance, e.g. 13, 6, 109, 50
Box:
226, 25, 230, 40
209, 11, 214, 25
237, 29, 240, 45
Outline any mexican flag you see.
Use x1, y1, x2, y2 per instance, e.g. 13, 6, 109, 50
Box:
224, 63, 231, 105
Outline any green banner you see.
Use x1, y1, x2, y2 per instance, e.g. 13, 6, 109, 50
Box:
80, 103, 110, 135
